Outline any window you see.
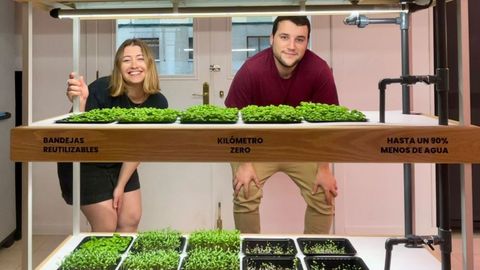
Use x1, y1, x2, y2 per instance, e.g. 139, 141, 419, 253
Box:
231, 17, 274, 74
117, 18, 194, 76
246, 36, 270, 58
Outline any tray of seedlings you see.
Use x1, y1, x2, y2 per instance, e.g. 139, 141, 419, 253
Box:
181, 229, 241, 270
58, 234, 132, 270
121, 228, 184, 270
243, 238, 297, 257
117, 108, 179, 123
242, 256, 303, 270
55, 108, 125, 124
304, 256, 369, 270
241, 104, 303, 124
296, 102, 367, 123
179, 104, 239, 124
297, 238, 357, 256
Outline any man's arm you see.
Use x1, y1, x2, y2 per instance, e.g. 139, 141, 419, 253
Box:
225, 65, 253, 108
311, 64, 339, 105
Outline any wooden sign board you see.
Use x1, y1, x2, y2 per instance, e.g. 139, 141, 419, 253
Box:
10, 124, 480, 163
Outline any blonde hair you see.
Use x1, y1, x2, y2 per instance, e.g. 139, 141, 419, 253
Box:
110, 38, 160, 97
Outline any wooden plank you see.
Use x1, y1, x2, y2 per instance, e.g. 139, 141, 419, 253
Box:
11, 124, 480, 163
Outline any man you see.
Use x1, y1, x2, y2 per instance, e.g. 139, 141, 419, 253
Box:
225, 16, 339, 234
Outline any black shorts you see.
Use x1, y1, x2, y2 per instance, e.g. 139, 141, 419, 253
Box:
57, 162, 140, 205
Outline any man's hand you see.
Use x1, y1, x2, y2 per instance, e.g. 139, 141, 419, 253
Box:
233, 163, 260, 198
312, 163, 338, 205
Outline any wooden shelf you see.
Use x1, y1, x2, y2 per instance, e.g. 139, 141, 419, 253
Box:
11, 111, 480, 163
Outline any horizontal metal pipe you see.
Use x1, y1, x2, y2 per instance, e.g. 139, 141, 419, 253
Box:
50, 5, 405, 20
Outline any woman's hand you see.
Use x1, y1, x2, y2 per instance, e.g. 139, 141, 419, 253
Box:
113, 185, 125, 211
66, 72, 89, 111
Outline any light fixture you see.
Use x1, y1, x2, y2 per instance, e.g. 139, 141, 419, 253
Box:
50, 5, 407, 20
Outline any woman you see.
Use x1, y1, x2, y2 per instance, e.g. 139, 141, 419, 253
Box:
58, 38, 168, 232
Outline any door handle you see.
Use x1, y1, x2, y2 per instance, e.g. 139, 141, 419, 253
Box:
192, 82, 209, 105
0, 112, 11, 121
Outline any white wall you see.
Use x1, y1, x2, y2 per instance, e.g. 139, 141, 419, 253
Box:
19, 7, 437, 235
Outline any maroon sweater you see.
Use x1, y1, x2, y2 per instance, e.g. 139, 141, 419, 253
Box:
225, 47, 339, 108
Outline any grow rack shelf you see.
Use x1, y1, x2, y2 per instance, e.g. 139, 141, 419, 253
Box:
37, 233, 440, 270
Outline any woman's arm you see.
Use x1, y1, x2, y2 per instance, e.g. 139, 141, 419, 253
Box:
113, 162, 140, 210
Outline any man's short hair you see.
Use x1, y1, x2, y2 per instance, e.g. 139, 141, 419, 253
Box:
272, 16, 311, 39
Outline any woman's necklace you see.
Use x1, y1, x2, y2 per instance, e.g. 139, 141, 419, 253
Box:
127, 93, 148, 108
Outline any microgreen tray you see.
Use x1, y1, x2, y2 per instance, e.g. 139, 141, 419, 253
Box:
242, 256, 303, 270
304, 256, 369, 270
242, 238, 297, 256
55, 118, 116, 124
297, 238, 357, 256
129, 236, 186, 253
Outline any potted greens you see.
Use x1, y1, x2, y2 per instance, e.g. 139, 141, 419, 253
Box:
243, 238, 297, 256
131, 228, 184, 253
304, 256, 369, 270
120, 250, 180, 270
297, 238, 356, 256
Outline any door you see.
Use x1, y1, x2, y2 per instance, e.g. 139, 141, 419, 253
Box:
113, 18, 233, 231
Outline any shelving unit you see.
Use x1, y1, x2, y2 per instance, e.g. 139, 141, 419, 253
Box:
36, 233, 441, 269
11, 111, 480, 163
12, 0, 474, 269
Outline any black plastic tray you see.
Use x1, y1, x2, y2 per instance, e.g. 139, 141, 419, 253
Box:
117, 119, 177, 124
243, 256, 303, 270
242, 120, 302, 124
129, 236, 186, 253
304, 118, 368, 123
73, 235, 133, 253
58, 236, 132, 270
242, 238, 297, 256
179, 120, 238, 124
55, 118, 116, 124
297, 238, 357, 256
304, 256, 369, 270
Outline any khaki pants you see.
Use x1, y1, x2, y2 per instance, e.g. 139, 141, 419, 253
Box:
231, 162, 333, 234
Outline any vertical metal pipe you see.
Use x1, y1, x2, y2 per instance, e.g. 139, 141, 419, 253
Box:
401, 12, 411, 115
72, 18, 81, 236
400, 11, 415, 237
23, 2, 33, 269
380, 88, 385, 123
434, 1, 451, 269
457, 0, 473, 269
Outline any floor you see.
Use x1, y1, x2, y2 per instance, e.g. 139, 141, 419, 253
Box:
0, 233, 478, 269
429, 232, 480, 270
0, 235, 67, 270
